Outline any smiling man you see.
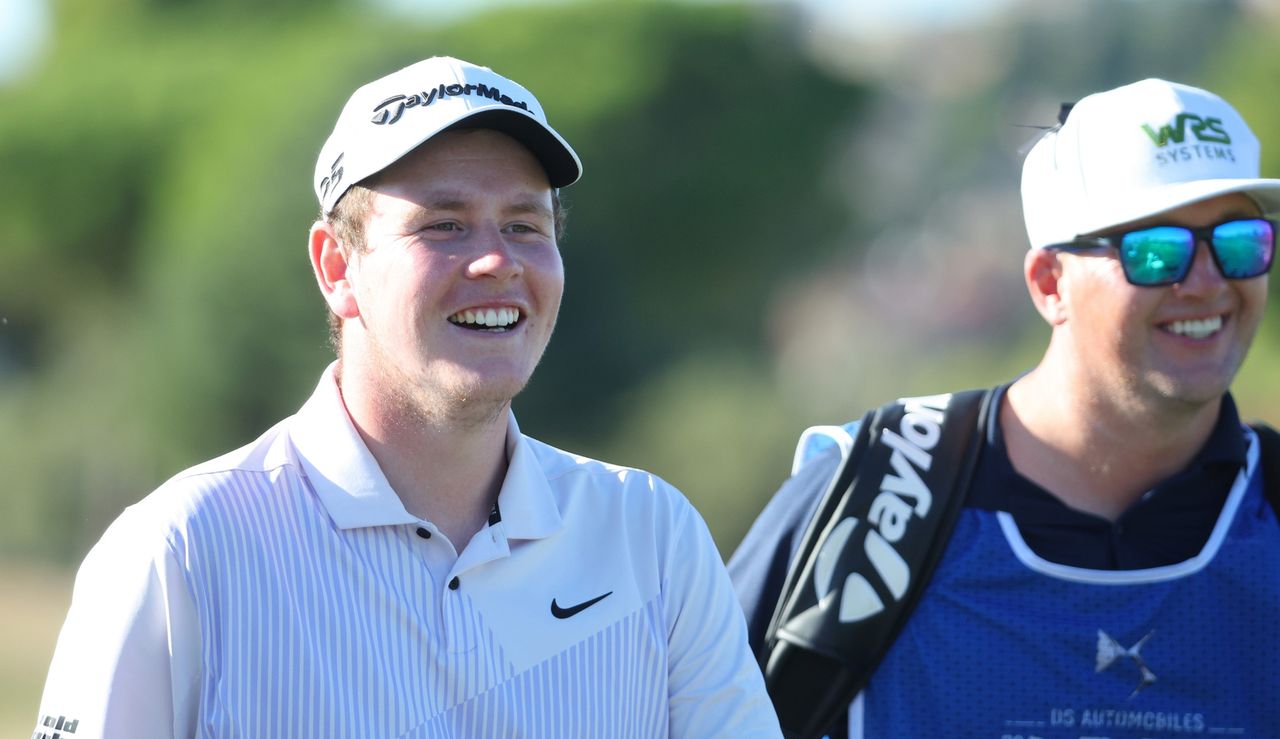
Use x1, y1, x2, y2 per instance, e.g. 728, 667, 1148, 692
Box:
731, 79, 1280, 738
35, 57, 781, 739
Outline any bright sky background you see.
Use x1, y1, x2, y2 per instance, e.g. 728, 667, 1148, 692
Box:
0, 0, 51, 84
800, 0, 1018, 33
0, 0, 1015, 85
375, 0, 1018, 31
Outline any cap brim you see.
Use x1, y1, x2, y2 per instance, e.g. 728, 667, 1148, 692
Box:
444, 108, 582, 188
1078, 178, 1280, 235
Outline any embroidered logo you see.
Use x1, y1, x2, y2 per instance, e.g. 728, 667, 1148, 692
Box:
551, 591, 612, 619
1141, 113, 1231, 147
371, 83, 530, 126
33, 714, 79, 738
319, 153, 344, 201
1096, 629, 1158, 699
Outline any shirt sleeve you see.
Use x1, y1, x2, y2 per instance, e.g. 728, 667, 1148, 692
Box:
34, 505, 201, 739
661, 486, 784, 739
727, 445, 843, 655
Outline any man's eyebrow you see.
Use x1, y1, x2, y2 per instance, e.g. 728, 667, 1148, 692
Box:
403, 194, 552, 219
414, 196, 468, 214
506, 199, 554, 219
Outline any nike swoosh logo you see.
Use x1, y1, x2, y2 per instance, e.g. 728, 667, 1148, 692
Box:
550, 591, 613, 619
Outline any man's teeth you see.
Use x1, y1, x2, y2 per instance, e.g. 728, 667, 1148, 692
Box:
1167, 316, 1222, 339
449, 307, 521, 329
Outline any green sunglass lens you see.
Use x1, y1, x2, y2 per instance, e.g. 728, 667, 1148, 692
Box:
1213, 219, 1274, 278
1120, 227, 1192, 285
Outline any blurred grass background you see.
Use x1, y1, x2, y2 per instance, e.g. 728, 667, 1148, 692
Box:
4, 0, 1280, 733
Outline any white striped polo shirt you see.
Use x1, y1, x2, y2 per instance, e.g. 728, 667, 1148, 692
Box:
35, 365, 782, 738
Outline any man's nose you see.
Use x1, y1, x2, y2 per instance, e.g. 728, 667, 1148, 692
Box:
466, 227, 523, 281
1172, 240, 1226, 296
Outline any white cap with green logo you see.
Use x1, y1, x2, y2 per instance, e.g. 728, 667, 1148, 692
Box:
1020, 78, 1280, 250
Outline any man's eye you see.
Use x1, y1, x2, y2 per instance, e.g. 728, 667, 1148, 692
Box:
426, 222, 459, 232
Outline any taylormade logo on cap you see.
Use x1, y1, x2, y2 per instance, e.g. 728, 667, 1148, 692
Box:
313, 56, 582, 215
1020, 78, 1280, 250
371, 83, 530, 127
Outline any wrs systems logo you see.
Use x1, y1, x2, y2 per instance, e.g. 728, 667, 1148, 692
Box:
1141, 113, 1231, 147
1141, 112, 1235, 166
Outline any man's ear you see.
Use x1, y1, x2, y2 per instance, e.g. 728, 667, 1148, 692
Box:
309, 220, 360, 321
1025, 247, 1068, 326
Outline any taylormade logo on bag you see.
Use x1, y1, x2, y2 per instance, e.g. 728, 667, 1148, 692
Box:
813, 394, 949, 624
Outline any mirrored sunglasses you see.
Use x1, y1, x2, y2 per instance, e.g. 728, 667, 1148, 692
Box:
1047, 217, 1276, 287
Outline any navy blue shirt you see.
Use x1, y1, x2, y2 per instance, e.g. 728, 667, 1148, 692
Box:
969, 389, 1248, 570
728, 389, 1249, 657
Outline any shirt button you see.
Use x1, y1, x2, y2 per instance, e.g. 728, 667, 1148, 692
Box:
416, 527, 431, 539
449, 577, 460, 590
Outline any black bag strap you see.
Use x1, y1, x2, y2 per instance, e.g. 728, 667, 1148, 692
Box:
1249, 421, 1280, 517
761, 388, 994, 739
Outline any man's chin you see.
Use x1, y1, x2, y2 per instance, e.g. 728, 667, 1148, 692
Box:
1146, 371, 1234, 409
441, 373, 531, 409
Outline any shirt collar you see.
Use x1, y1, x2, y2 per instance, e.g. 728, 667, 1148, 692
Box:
1196, 393, 1248, 467
985, 389, 1247, 469
288, 363, 417, 529
288, 363, 563, 540
975, 387, 1248, 511
494, 413, 564, 540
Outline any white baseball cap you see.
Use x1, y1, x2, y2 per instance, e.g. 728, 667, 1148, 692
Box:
313, 56, 582, 215
1021, 78, 1280, 249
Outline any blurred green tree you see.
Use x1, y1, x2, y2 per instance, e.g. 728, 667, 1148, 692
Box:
0, 0, 868, 562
